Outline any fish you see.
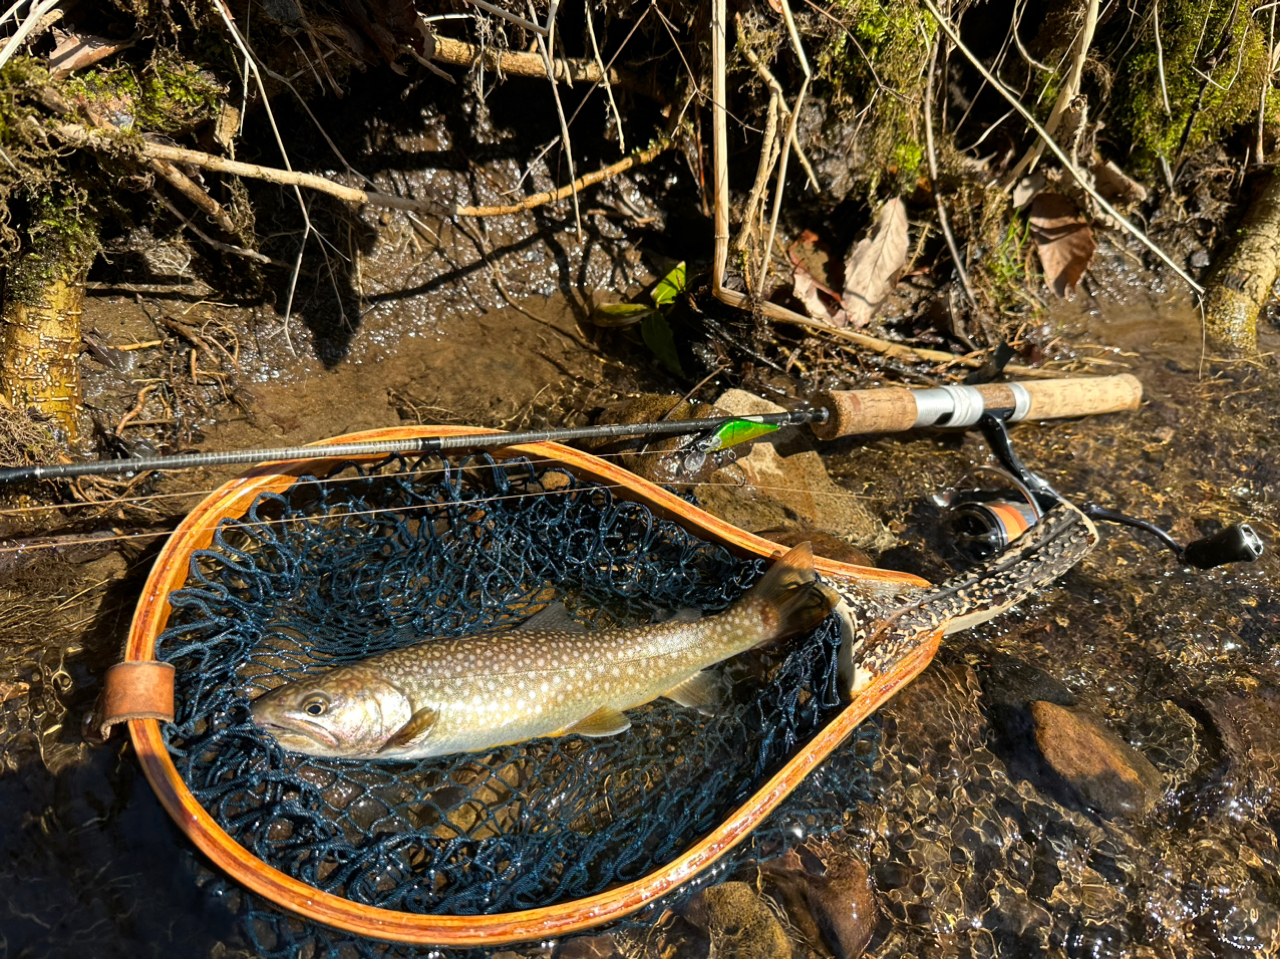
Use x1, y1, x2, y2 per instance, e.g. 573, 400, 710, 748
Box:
249, 542, 839, 760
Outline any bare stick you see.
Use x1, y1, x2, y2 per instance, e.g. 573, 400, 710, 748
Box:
737, 35, 820, 192
585, 0, 625, 153
462, 0, 546, 35
756, 0, 811, 298
456, 138, 672, 216
0, 0, 61, 71
711, 0, 730, 291
528, 0, 580, 233
152, 191, 282, 266
925, 45, 979, 310
1154, 0, 1173, 116
1004, 0, 1099, 184
431, 35, 633, 87
923, 0, 1205, 295
732, 92, 781, 258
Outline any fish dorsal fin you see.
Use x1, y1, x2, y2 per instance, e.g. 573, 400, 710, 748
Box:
663, 670, 721, 712
517, 602, 586, 632
378, 706, 437, 753
562, 706, 631, 737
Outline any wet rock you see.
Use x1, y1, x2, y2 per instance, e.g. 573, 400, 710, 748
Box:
553, 933, 619, 959
761, 845, 878, 959
1198, 683, 1280, 809
1028, 701, 1164, 819
696, 391, 893, 553
682, 881, 793, 959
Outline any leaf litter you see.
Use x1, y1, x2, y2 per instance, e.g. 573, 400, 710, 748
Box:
1028, 193, 1096, 298
788, 199, 909, 329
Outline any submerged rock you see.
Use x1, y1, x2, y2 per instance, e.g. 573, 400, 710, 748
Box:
697, 391, 893, 553
761, 845, 878, 959
552, 934, 619, 959
682, 881, 794, 959
1028, 701, 1164, 819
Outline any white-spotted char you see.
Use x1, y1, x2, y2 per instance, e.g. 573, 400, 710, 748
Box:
250, 543, 838, 760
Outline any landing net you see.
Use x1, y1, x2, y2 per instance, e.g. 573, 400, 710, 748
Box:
153, 453, 876, 951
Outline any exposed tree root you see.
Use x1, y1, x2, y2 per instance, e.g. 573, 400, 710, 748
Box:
1202, 172, 1280, 353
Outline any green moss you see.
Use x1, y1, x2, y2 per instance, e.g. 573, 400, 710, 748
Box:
807, 0, 934, 192
1111, 0, 1271, 173
61, 52, 222, 136
7, 191, 98, 307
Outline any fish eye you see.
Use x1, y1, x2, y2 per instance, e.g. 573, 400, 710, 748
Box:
302, 696, 328, 717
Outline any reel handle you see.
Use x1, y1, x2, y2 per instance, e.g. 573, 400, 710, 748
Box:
811, 374, 1143, 439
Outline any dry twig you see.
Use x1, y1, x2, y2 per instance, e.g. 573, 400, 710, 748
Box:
456, 138, 673, 216
922, 0, 1205, 295
925, 46, 979, 311
1004, 0, 1100, 185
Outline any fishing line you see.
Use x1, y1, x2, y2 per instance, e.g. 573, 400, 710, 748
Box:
0, 472, 872, 559
0, 410, 824, 485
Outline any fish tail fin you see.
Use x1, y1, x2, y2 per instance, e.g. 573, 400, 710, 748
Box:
744, 542, 840, 643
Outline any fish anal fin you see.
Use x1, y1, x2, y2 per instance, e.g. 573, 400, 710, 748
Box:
517, 602, 586, 632
561, 706, 631, 737
663, 670, 721, 712
379, 706, 437, 753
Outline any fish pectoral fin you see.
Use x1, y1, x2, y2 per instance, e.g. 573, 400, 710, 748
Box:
562, 706, 631, 737
517, 601, 586, 632
378, 707, 437, 753
662, 670, 722, 712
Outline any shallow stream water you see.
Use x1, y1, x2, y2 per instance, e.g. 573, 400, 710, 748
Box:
0, 213, 1277, 958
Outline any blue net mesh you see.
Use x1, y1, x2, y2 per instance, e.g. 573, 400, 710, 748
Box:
153, 453, 879, 954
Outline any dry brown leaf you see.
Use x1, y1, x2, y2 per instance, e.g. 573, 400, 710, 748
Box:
841, 197, 908, 328
1029, 193, 1096, 298
789, 230, 846, 327
792, 263, 846, 327
48, 30, 135, 78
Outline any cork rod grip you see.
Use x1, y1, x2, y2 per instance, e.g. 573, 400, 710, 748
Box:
811, 374, 1143, 440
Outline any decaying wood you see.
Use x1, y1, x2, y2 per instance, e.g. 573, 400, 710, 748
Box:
1202, 172, 1280, 353
0, 249, 95, 441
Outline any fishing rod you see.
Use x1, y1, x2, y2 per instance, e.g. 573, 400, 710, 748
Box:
0, 374, 1143, 485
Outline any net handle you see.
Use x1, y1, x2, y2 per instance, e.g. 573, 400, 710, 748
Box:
123, 425, 936, 946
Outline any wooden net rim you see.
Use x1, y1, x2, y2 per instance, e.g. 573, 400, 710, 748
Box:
124, 425, 938, 947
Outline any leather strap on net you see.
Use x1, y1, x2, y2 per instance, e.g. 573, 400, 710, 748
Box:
86, 661, 175, 744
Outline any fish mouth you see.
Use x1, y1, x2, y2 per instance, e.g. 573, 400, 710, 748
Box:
256, 717, 342, 751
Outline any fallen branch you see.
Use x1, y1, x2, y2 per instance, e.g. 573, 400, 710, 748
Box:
53, 120, 672, 223
51, 121, 430, 211
1201, 171, 1280, 353
454, 137, 673, 216
431, 35, 638, 90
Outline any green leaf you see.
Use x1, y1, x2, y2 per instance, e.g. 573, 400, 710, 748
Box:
591, 303, 656, 327
650, 261, 687, 307
641, 313, 685, 377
